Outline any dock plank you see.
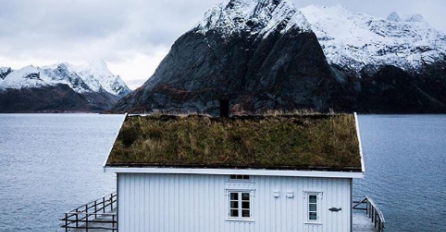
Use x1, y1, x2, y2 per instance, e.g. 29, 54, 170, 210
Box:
353, 210, 379, 232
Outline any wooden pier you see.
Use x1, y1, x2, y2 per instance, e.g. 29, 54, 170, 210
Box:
353, 196, 386, 232
61, 193, 117, 232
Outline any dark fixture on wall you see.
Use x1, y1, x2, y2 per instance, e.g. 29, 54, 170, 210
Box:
219, 100, 229, 118
329, 207, 342, 212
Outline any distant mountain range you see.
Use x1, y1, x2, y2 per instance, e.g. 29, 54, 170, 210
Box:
3, 0, 445, 114
0, 60, 130, 112
301, 5, 446, 75
112, 0, 446, 114
300, 5, 446, 113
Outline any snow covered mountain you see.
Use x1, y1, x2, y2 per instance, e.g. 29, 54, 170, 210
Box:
195, 0, 311, 36
300, 5, 446, 76
112, 0, 446, 114
0, 61, 130, 96
112, 0, 348, 114
66, 60, 130, 96
0, 61, 130, 112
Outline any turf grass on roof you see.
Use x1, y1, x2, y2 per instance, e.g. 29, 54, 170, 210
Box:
106, 114, 361, 171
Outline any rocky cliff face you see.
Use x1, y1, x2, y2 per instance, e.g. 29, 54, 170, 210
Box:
112, 0, 351, 114
112, 1, 446, 114
0, 61, 130, 112
0, 85, 119, 113
0, 67, 12, 80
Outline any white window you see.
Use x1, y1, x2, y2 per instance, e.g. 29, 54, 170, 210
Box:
305, 192, 322, 223
308, 195, 318, 221
228, 191, 252, 219
229, 175, 250, 180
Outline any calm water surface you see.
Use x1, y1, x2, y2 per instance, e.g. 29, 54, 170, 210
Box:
354, 115, 446, 232
0, 114, 123, 232
0, 114, 445, 232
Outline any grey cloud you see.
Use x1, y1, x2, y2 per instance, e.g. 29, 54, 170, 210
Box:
0, 0, 223, 62
0, 1, 129, 38
0, 0, 444, 64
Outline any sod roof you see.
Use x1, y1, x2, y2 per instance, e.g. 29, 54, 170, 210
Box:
105, 114, 362, 172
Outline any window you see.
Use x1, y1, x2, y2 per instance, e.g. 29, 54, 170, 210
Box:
306, 192, 322, 223
308, 195, 318, 221
230, 175, 250, 180
229, 191, 251, 219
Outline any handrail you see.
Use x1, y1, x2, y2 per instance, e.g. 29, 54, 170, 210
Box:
366, 196, 386, 223
61, 192, 117, 232
353, 196, 385, 232
63, 212, 117, 217
67, 193, 117, 213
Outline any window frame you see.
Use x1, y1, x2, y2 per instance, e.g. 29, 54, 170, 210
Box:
226, 190, 254, 222
304, 192, 323, 224
229, 175, 250, 181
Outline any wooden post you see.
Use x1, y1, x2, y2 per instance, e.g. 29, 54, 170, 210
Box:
374, 212, 377, 227
75, 209, 79, 227
94, 200, 97, 219
367, 202, 370, 217
86, 213, 89, 232
65, 213, 68, 232
112, 214, 116, 231
111, 193, 114, 211
103, 197, 106, 213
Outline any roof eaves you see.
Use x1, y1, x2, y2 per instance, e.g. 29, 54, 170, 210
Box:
104, 163, 362, 172
354, 112, 365, 176
103, 166, 364, 178
102, 113, 128, 172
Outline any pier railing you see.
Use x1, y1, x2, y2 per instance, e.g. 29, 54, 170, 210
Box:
61, 193, 117, 232
353, 196, 385, 232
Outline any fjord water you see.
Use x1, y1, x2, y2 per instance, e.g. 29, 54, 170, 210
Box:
354, 115, 446, 232
0, 114, 445, 231
0, 114, 123, 232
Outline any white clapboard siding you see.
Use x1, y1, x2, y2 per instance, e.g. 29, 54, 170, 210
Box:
117, 174, 352, 232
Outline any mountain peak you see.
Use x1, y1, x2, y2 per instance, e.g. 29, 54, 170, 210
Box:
404, 14, 425, 23
65, 61, 130, 96
387, 12, 401, 22
387, 12, 425, 23
86, 59, 108, 70
195, 0, 311, 35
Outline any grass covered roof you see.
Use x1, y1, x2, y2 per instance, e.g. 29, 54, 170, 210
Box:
106, 114, 362, 171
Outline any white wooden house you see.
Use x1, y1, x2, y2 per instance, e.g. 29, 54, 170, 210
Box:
104, 113, 364, 232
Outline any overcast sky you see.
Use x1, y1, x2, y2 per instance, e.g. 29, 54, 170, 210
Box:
1, 0, 445, 89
